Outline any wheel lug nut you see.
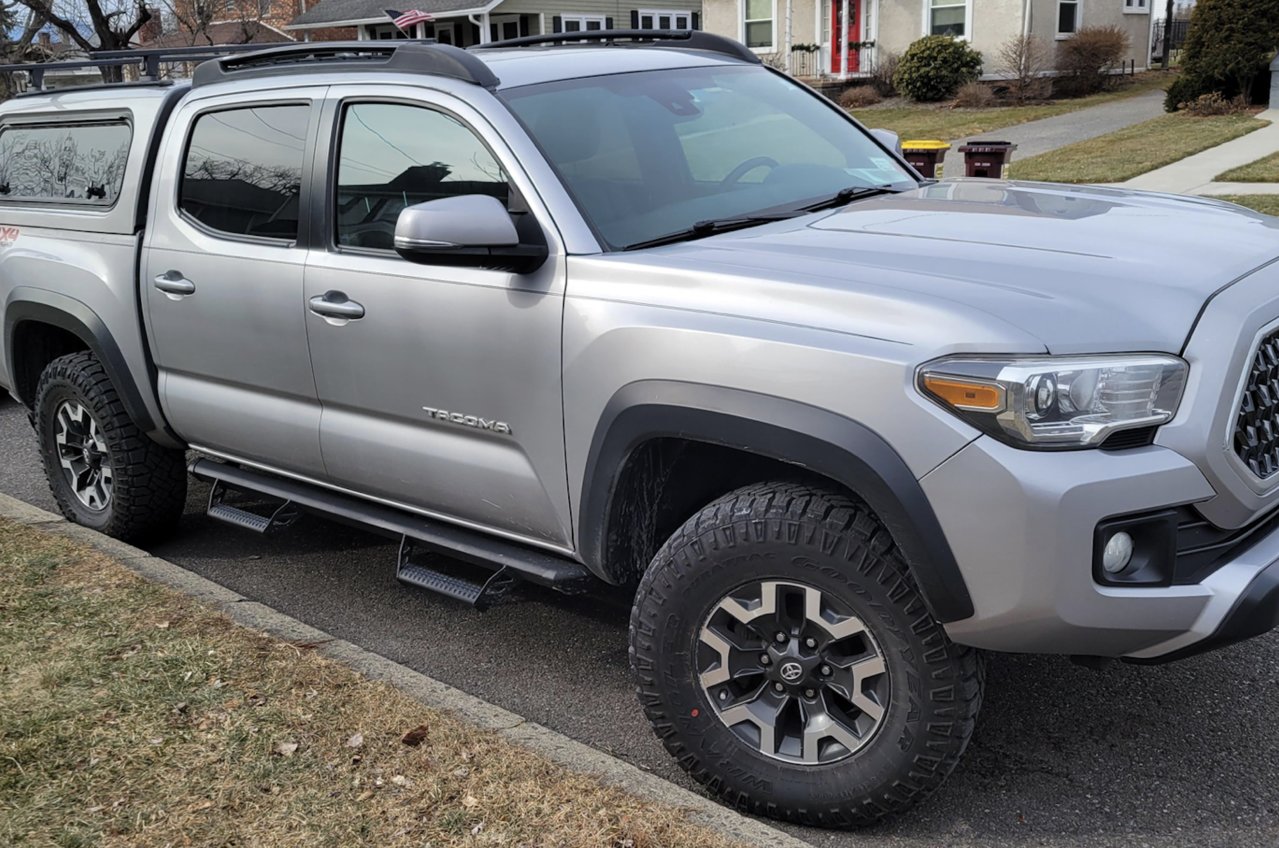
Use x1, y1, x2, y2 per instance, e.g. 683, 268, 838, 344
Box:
775, 632, 787, 643
804, 638, 816, 649
759, 654, 771, 665
804, 689, 815, 698
820, 665, 832, 676
718, 690, 728, 701
773, 682, 785, 693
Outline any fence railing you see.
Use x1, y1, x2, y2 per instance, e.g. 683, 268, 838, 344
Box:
1151, 19, 1190, 59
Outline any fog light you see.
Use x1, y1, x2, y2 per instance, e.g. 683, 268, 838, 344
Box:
1102, 531, 1134, 574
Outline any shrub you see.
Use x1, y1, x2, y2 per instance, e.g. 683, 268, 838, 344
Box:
839, 85, 883, 108
1056, 25, 1129, 97
997, 34, 1053, 104
1164, 0, 1279, 111
953, 81, 996, 108
1178, 91, 1250, 116
867, 51, 900, 97
893, 36, 983, 102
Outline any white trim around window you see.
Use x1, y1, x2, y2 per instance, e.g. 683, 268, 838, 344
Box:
561, 14, 607, 31
1122, 0, 1148, 13
1056, 0, 1082, 38
638, 8, 693, 28
922, 0, 971, 40
740, 0, 776, 52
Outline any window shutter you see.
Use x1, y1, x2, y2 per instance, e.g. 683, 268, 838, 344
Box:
552, 15, 562, 32
606, 16, 614, 28
630, 10, 639, 27
519, 15, 530, 35
691, 12, 700, 29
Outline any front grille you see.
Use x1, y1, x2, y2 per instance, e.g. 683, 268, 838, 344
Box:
1234, 329, 1279, 479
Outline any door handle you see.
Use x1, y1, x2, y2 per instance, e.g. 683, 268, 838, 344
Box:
154, 272, 196, 297
308, 292, 365, 321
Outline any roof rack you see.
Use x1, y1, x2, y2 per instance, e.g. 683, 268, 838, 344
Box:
0, 43, 275, 91
471, 29, 760, 65
191, 41, 499, 89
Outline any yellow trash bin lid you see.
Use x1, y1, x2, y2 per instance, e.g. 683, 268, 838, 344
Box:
901, 139, 951, 151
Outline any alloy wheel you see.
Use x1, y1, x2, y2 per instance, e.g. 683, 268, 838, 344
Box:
697, 579, 889, 765
54, 399, 113, 511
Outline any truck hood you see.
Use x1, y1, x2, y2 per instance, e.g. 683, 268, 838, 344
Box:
637, 181, 1279, 354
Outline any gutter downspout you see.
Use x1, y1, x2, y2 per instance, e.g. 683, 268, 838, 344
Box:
1022, 0, 1031, 37
840, 0, 849, 78
470, 13, 488, 43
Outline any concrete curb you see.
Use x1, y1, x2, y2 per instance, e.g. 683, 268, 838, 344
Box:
0, 492, 812, 848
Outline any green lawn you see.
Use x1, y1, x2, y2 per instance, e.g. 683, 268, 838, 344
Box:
1006, 113, 1268, 184
1216, 152, 1279, 182
1214, 195, 1279, 215
850, 73, 1171, 142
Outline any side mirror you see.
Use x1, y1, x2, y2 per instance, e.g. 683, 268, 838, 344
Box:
394, 194, 547, 274
870, 128, 903, 156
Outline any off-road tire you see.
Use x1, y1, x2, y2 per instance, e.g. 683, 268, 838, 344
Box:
34, 352, 186, 541
629, 482, 983, 828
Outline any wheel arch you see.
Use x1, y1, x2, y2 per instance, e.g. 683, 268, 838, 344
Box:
5, 289, 160, 435
578, 381, 975, 623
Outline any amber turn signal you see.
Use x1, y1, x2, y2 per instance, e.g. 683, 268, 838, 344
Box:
921, 375, 1005, 412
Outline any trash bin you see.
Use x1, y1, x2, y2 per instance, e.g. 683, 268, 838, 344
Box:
901, 140, 950, 178
958, 140, 1018, 178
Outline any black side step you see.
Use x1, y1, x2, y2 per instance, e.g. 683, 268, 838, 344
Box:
189, 458, 592, 593
397, 538, 518, 610
206, 478, 301, 535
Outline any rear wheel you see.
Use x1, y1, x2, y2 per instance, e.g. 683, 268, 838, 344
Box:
34, 352, 186, 541
630, 482, 982, 828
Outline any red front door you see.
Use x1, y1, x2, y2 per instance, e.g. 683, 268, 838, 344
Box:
830, 0, 862, 74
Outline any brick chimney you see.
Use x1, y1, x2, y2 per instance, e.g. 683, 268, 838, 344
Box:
37, 30, 51, 50
139, 7, 163, 43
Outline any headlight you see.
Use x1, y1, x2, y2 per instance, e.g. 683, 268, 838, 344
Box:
918, 355, 1188, 449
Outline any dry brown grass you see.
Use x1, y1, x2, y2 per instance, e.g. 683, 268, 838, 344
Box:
0, 521, 746, 848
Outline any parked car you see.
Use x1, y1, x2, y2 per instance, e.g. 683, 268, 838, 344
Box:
2, 33, 1279, 828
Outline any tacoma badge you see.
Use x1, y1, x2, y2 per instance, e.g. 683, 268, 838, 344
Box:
421, 406, 512, 435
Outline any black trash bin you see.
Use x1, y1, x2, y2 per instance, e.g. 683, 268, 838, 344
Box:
901, 140, 950, 178
958, 141, 1017, 178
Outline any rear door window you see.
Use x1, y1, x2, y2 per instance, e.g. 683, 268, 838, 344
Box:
179, 105, 310, 241
0, 121, 131, 205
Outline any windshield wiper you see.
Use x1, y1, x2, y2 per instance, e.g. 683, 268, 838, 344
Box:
799, 185, 902, 213
622, 211, 800, 251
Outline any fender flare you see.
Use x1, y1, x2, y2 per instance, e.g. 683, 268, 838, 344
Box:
578, 381, 974, 623
4, 288, 162, 435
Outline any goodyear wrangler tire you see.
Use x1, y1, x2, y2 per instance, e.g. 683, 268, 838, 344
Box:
34, 351, 187, 542
629, 482, 982, 828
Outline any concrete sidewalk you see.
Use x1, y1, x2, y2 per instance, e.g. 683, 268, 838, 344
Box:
940, 89, 1166, 174
1121, 109, 1279, 195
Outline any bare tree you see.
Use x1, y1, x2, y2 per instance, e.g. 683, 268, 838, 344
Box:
18, 0, 154, 79
997, 33, 1053, 104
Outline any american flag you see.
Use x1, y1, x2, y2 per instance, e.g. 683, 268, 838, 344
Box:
386, 8, 433, 30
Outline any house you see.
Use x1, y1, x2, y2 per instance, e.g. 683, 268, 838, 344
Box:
141, 0, 315, 46
700, 0, 1155, 80
286, 0, 702, 46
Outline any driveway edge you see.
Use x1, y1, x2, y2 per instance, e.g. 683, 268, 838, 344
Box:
0, 493, 811, 848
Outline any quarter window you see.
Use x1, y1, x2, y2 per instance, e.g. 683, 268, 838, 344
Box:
929, 0, 966, 37
0, 121, 130, 205
179, 105, 309, 240
1057, 0, 1080, 36
743, 0, 773, 48
335, 102, 509, 251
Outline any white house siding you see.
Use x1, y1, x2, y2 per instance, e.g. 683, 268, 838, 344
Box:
1028, 0, 1151, 71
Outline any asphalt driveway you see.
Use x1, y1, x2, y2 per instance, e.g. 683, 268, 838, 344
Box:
1, 394, 1275, 847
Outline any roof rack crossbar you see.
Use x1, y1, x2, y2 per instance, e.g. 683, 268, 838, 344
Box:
0, 44, 278, 90
471, 29, 760, 65
190, 40, 500, 89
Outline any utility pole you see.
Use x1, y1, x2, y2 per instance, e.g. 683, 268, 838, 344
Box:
1161, 0, 1174, 70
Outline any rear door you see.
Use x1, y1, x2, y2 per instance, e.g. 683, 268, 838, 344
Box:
302, 85, 573, 548
142, 87, 327, 475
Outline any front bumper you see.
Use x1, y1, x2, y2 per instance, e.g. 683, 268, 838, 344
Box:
922, 436, 1279, 659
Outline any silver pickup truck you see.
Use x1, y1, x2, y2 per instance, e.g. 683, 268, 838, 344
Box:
3, 33, 1279, 828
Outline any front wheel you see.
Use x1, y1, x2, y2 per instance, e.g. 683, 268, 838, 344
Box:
629, 482, 982, 828
34, 351, 187, 542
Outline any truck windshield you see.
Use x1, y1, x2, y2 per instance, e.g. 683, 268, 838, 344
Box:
501, 65, 916, 250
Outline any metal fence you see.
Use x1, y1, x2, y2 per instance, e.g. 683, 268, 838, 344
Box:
1151, 19, 1190, 60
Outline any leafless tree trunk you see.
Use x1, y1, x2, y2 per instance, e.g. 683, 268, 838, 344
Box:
18, 0, 154, 80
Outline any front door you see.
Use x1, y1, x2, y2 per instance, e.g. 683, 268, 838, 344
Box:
302, 89, 572, 549
143, 89, 327, 476
830, 0, 862, 75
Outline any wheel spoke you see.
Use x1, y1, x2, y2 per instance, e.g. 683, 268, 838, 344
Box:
52, 400, 112, 513
719, 694, 787, 757
801, 695, 872, 761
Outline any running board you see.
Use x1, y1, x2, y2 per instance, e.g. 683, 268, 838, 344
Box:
206, 478, 301, 535
188, 458, 592, 594
398, 538, 518, 610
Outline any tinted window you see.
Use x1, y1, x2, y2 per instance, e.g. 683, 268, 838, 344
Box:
180, 105, 309, 240
504, 66, 915, 250
335, 103, 509, 250
0, 122, 130, 205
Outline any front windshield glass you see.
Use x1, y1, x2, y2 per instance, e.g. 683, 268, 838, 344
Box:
501, 65, 917, 250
